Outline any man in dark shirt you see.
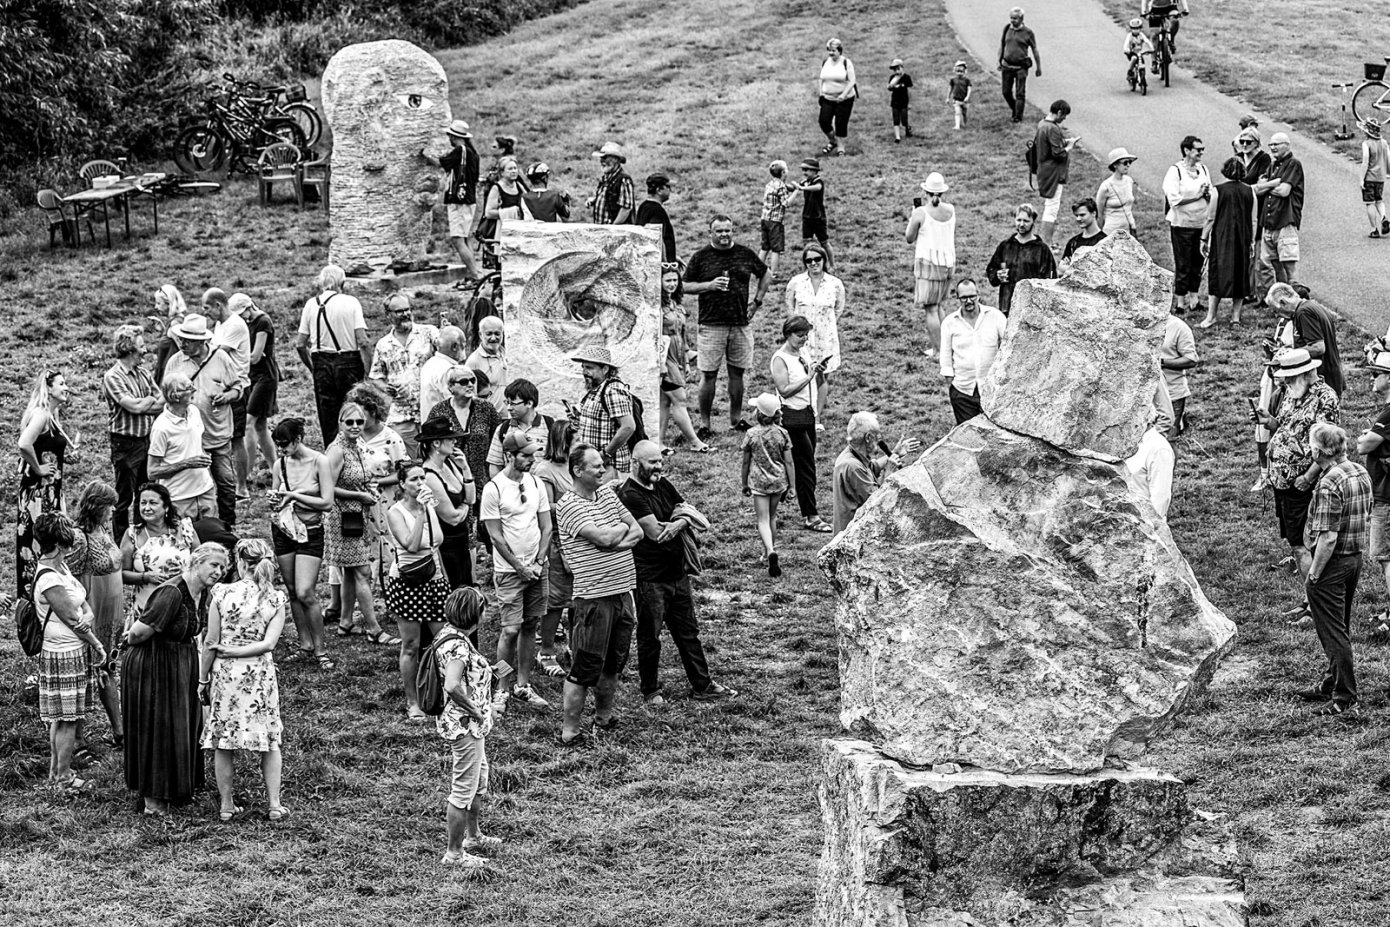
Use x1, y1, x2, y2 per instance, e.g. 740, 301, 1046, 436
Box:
1355, 354, 1390, 638
1061, 197, 1107, 264
1254, 133, 1305, 289
522, 162, 571, 222
985, 204, 1057, 315
634, 172, 677, 262
436, 119, 482, 279
1268, 282, 1343, 397
682, 215, 770, 437
997, 7, 1041, 124
617, 441, 735, 704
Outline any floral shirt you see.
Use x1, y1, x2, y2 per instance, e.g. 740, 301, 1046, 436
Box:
369, 324, 440, 424
435, 633, 493, 741
1268, 381, 1340, 490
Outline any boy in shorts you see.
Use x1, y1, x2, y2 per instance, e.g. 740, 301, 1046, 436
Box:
1361, 120, 1390, 238
797, 158, 834, 271
759, 160, 799, 279
948, 61, 972, 130
888, 58, 914, 142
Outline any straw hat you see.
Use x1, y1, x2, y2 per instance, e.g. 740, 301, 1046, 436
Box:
170, 313, 213, 341
1106, 147, 1138, 169
571, 344, 617, 368
1272, 348, 1321, 379
920, 172, 949, 194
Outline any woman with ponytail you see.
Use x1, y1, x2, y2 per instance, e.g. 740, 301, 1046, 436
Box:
199, 538, 288, 822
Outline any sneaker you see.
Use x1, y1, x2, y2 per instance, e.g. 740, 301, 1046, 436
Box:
1382, 218, 1390, 235
692, 682, 738, 702
512, 685, 550, 709
1248, 471, 1269, 493
490, 689, 510, 717
768, 552, 782, 578
643, 691, 667, 706
441, 850, 486, 868
1292, 687, 1333, 703
462, 833, 504, 853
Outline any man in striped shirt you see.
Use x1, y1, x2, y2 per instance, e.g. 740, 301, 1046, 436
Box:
102, 324, 165, 539
554, 443, 642, 746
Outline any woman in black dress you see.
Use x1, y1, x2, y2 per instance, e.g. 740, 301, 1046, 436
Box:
122, 541, 228, 814
1199, 157, 1257, 328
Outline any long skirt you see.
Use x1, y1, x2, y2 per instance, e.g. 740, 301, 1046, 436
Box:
123, 638, 203, 802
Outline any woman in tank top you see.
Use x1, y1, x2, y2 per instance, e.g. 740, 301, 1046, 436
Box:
904, 173, 956, 359
770, 315, 832, 533
267, 417, 334, 667
484, 156, 531, 229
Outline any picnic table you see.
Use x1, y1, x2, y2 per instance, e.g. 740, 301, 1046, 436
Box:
63, 175, 162, 246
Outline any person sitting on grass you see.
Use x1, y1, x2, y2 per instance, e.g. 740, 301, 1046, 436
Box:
436, 587, 501, 867
740, 392, 796, 578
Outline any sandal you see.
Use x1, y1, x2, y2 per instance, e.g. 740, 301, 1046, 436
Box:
268, 807, 290, 822
219, 804, 245, 822
803, 517, 832, 533
370, 630, 402, 646
820, 143, 835, 154
441, 850, 486, 868
556, 730, 591, 749
537, 654, 566, 677
316, 653, 336, 670
462, 833, 504, 853
406, 706, 430, 723
335, 625, 364, 638
692, 444, 714, 454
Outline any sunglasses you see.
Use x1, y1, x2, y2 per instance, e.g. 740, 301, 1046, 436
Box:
1192, 147, 1206, 153
342, 418, 365, 425
518, 481, 527, 505
273, 440, 291, 449
450, 377, 476, 386
804, 256, 824, 265
958, 294, 979, 303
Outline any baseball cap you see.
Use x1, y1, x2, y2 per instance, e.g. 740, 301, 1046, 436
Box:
503, 430, 543, 454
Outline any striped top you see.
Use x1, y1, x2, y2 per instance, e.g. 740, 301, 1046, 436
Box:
102, 360, 163, 438
555, 484, 636, 600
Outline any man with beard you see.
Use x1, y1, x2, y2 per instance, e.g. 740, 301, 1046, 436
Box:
618, 441, 737, 705
985, 204, 1056, 316
465, 316, 509, 413
481, 431, 553, 717
570, 345, 638, 483
368, 292, 439, 459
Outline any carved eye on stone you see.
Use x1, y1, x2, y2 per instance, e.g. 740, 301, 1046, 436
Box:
396, 93, 435, 110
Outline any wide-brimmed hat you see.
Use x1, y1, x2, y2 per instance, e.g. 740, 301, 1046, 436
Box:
503, 430, 543, 455
749, 392, 782, 417
446, 119, 472, 138
592, 141, 626, 162
1272, 348, 1321, 378
571, 344, 617, 368
1368, 350, 1390, 374
419, 415, 467, 443
170, 313, 213, 341
920, 172, 949, 194
1106, 147, 1138, 168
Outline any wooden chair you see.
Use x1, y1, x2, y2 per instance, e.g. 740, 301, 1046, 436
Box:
36, 189, 83, 247
296, 156, 330, 211
257, 143, 302, 206
79, 159, 122, 187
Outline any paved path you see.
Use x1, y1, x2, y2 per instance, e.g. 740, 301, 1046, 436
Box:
943, 0, 1388, 335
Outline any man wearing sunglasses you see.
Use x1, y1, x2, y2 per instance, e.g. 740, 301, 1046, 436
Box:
939, 278, 1007, 425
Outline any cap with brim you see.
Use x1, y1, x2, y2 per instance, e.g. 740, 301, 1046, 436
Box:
571, 344, 617, 368
800, 158, 821, 171
446, 119, 472, 138
749, 392, 782, 418
227, 293, 256, 315
1106, 147, 1138, 168
1272, 348, 1321, 378
419, 415, 467, 442
503, 430, 544, 455
1369, 350, 1390, 374
890, 59, 904, 68
646, 172, 671, 187
920, 172, 949, 194
170, 313, 214, 341
1238, 113, 1259, 128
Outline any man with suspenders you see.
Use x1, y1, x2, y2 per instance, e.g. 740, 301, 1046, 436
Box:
295, 264, 371, 443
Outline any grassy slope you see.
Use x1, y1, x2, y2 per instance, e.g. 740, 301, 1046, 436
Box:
1, 0, 1389, 924
1097, 0, 1390, 160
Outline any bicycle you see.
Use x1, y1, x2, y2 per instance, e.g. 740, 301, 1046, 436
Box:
1152, 14, 1178, 88
1351, 58, 1390, 128
226, 75, 324, 149
171, 77, 306, 175
1126, 52, 1149, 95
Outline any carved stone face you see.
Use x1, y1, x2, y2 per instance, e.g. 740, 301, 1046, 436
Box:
322, 40, 451, 275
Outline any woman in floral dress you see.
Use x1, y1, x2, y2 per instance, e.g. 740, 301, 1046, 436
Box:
17, 370, 72, 601
120, 483, 200, 624
199, 539, 288, 822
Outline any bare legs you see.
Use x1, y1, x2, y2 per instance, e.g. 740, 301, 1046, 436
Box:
661, 387, 708, 449
213, 747, 283, 816
398, 620, 442, 712
49, 719, 79, 783
277, 552, 326, 657
561, 673, 617, 741
698, 366, 747, 431
341, 564, 382, 636
446, 795, 482, 853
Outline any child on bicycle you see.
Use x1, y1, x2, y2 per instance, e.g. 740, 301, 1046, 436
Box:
1122, 18, 1154, 77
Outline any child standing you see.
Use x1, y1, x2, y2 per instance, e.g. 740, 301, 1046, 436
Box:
435, 587, 499, 868
948, 61, 972, 130
759, 160, 800, 279
888, 58, 914, 142
740, 393, 796, 578
1361, 120, 1390, 238
797, 158, 834, 270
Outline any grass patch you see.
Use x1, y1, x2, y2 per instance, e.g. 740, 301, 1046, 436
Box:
2, 0, 1390, 924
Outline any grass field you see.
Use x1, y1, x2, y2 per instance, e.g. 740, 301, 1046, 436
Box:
3, 0, 1390, 924
1098, 0, 1390, 159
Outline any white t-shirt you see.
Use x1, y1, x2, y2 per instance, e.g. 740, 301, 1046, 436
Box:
297, 291, 366, 352
149, 405, 215, 501
479, 472, 550, 574
35, 566, 87, 653
213, 312, 251, 378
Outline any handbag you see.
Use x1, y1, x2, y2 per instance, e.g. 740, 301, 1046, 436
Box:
397, 509, 438, 586
340, 509, 366, 538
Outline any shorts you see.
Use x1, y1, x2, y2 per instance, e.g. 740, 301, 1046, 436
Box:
698, 324, 754, 372
447, 204, 475, 238
1372, 502, 1390, 563
891, 106, 910, 126
913, 260, 952, 306
231, 396, 248, 440
1363, 180, 1385, 204
494, 570, 547, 629
547, 549, 573, 609
271, 520, 325, 560
247, 374, 279, 419
38, 648, 96, 723
1041, 186, 1065, 223
1261, 225, 1300, 262
566, 592, 635, 688
446, 734, 489, 809
1273, 485, 1313, 548
802, 215, 828, 242
760, 219, 786, 254
661, 378, 682, 392
172, 486, 217, 521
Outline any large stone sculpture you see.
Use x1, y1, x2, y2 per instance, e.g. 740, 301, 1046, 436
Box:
497, 221, 662, 436
815, 235, 1247, 927
321, 40, 450, 276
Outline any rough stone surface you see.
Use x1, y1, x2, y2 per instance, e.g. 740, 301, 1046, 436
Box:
322, 40, 450, 276
981, 232, 1173, 462
497, 221, 662, 435
818, 416, 1236, 773
813, 739, 1247, 927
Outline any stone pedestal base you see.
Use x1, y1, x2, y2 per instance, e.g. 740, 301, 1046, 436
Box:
343, 263, 474, 296
814, 740, 1247, 927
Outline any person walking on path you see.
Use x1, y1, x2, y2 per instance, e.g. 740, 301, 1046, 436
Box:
1096, 148, 1138, 237
887, 58, 913, 143
1033, 100, 1078, 247
1359, 121, 1390, 238
1199, 157, 1256, 328
1162, 136, 1213, 316
587, 142, 634, 225
998, 7, 1041, 124
1253, 133, 1305, 291
816, 38, 858, 156
905, 172, 956, 358
985, 204, 1056, 316
940, 278, 1007, 425
769, 316, 832, 533
295, 265, 370, 445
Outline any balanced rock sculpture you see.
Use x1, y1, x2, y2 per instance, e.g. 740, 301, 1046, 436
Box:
322, 40, 450, 276
815, 234, 1246, 926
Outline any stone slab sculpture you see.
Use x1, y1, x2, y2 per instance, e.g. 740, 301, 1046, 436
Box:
322, 40, 450, 276
496, 221, 662, 437
981, 231, 1171, 462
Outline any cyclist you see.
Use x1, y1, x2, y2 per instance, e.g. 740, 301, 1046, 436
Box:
1122, 18, 1154, 87
1143, 0, 1188, 70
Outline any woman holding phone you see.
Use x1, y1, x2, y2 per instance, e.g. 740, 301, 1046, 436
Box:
770, 315, 832, 533
783, 243, 844, 420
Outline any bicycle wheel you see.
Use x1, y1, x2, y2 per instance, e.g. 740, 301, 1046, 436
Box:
257, 118, 308, 155
1140, 67, 1148, 96
283, 101, 323, 149
172, 124, 229, 174
1160, 44, 1171, 88
1352, 81, 1390, 128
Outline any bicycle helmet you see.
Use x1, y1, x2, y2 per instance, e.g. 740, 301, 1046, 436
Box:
1128, 17, 1143, 28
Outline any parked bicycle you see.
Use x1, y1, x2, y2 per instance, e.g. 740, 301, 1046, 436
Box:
171, 75, 309, 176
1352, 58, 1390, 128
233, 76, 324, 149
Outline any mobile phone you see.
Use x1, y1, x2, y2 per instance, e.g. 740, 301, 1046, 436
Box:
913, 196, 923, 208
1246, 398, 1259, 421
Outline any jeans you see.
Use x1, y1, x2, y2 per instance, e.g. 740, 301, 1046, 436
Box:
635, 577, 712, 697
311, 352, 366, 444
1306, 553, 1361, 704
1001, 67, 1028, 122
109, 433, 149, 540
206, 442, 237, 526
948, 384, 982, 425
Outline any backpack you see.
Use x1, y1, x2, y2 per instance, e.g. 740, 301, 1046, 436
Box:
416, 630, 462, 717
1024, 138, 1038, 189
16, 566, 56, 657
600, 378, 646, 450
496, 413, 555, 446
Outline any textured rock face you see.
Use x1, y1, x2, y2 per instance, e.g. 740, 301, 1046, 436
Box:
819, 416, 1236, 773
497, 221, 662, 436
981, 232, 1172, 462
815, 740, 1247, 927
322, 40, 450, 276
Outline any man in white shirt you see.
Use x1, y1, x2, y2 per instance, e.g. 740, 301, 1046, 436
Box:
1125, 381, 1177, 519
147, 372, 216, 519
368, 292, 439, 458
1161, 308, 1199, 438
465, 316, 509, 412
209, 290, 253, 497
418, 326, 467, 421
294, 264, 370, 443
939, 277, 1008, 424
